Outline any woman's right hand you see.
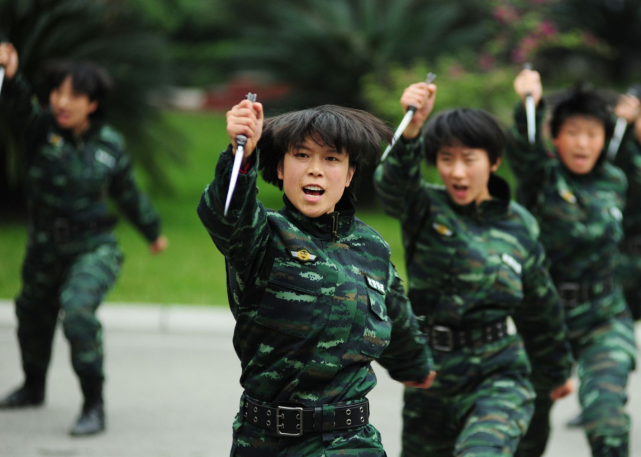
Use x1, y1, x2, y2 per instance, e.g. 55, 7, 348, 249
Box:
226, 99, 264, 164
514, 69, 542, 107
0, 43, 19, 79
400, 82, 437, 140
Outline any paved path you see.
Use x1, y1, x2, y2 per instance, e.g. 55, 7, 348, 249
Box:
0, 301, 639, 456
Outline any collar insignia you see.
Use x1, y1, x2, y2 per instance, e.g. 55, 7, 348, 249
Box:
501, 253, 522, 275
560, 189, 577, 204
432, 223, 453, 236
366, 276, 386, 294
290, 249, 316, 262
48, 133, 64, 147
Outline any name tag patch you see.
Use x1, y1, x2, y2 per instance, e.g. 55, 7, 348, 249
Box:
95, 150, 116, 168
290, 249, 317, 262
366, 277, 386, 294
501, 253, 522, 275
610, 207, 623, 221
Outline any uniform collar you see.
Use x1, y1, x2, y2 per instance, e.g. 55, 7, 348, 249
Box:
281, 192, 356, 242
51, 116, 104, 145
447, 174, 511, 219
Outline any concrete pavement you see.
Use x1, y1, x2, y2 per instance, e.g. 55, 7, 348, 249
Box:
0, 300, 639, 456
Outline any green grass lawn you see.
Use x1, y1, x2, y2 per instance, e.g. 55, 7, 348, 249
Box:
0, 111, 516, 305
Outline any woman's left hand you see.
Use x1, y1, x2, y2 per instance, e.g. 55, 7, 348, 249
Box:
402, 371, 437, 389
150, 235, 168, 254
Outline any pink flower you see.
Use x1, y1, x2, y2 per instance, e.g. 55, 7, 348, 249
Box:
479, 53, 496, 71
493, 5, 520, 24
511, 47, 527, 64
537, 21, 558, 38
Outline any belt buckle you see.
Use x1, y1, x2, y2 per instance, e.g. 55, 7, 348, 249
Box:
432, 325, 454, 352
276, 406, 304, 437
558, 283, 579, 307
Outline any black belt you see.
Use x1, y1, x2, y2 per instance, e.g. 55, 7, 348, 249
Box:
424, 319, 509, 352
242, 397, 369, 437
556, 278, 615, 307
33, 217, 117, 243
622, 235, 641, 257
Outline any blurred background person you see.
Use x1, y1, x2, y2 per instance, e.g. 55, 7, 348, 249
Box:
509, 68, 636, 457
0, 43, 167, 436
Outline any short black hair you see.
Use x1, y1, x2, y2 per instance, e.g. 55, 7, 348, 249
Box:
550, 86, 614, 139
422, 108, 505, 165
45, 61, 113, 119
258, 105, 392, 191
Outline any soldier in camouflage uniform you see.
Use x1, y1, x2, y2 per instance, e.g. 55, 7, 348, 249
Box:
611, 94, 641, 321
0, 44, 167, 435
374, 82, 573, 456
509, 69, 637, 457
197, 99, 436, 456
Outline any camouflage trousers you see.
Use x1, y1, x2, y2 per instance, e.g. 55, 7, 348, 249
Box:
15, 242, 122, 383
230, 395, 387, 456
516, 312, 637, 457
401, 337, 535, 456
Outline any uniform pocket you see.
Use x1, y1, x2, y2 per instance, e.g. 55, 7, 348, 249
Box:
255, 260, 322, 338
361, 276, 392, 358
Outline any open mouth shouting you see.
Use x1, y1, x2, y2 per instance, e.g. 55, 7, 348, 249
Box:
303, 185, 325, 200
451, 183, 469, 200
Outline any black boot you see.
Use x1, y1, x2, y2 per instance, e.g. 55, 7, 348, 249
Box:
0, 376, 45, 409
69, 377, 105, 436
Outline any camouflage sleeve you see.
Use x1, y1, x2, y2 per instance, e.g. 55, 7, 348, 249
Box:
373, 136, 426, 222
196, 145, 270, 276
513, 240, 573, 392
1, 72, 49, 154
377, 264, 434, 382
108, 146, 162, 242
614, 129, 641, 206
505, 100, 550, 190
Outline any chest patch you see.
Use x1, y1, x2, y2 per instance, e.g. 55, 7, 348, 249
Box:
559, 188, 577, 204
95, 150, 116, 168
48, 133, 64, 147
432, 222, 453, 236
366, 276, 386, 294
501, 253, 522, 275
290, 249, 317, 262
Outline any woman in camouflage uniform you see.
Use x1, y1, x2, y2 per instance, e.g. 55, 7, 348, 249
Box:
197, 99, 435, 456
374, 81, 574, 456
509, 69, 637, 457
0, 43, 167, 436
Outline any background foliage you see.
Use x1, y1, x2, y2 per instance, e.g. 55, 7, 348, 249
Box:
1, 0, 641, 303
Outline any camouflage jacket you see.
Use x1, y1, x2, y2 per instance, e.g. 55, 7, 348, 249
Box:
507, 102, 628, 326
2, 73, 161, 249
374, 136, 572, 391
197, 146, 433, 405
